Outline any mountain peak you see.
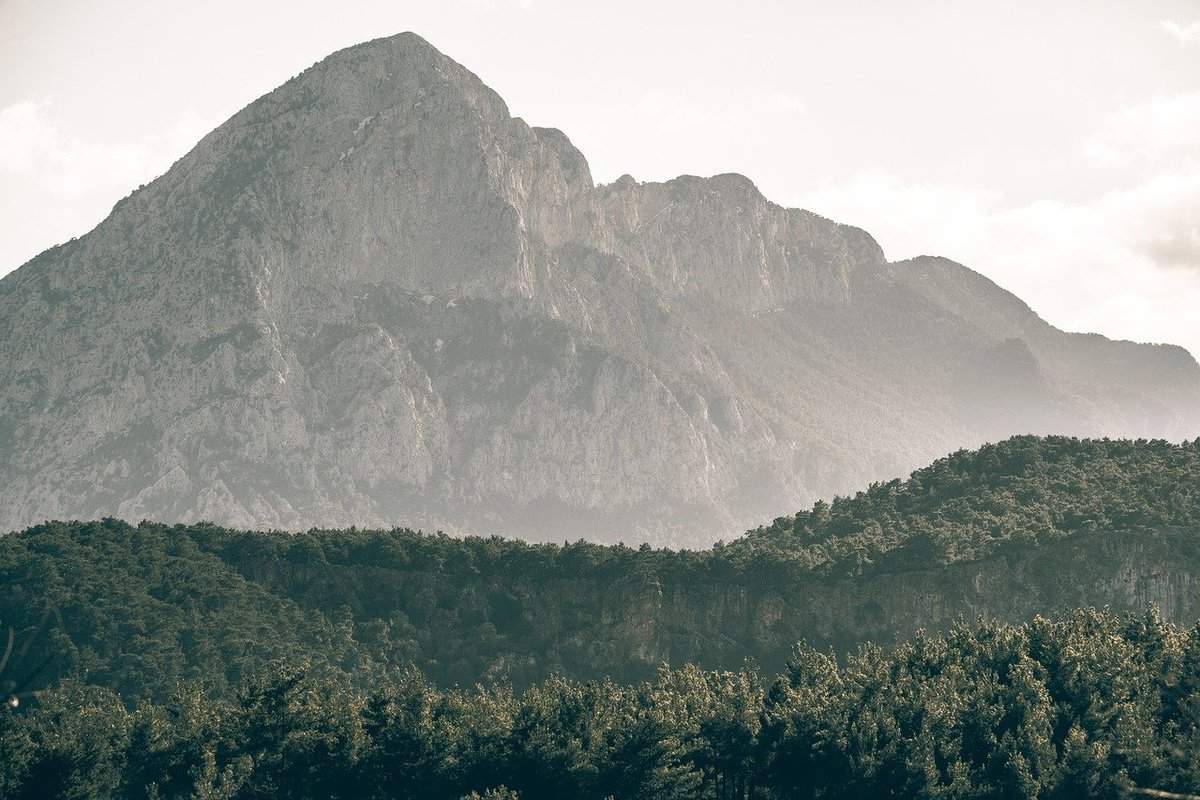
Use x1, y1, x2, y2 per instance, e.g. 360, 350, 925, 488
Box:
0, 34, 1196, 544
708, 172, 764, 196
205, 29, 510, 148
318, 30, 456, 74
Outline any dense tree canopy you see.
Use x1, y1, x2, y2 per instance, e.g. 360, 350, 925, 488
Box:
2, 436, 1200, 797
734, 436, 1200, 573
3, 609, 1200, 799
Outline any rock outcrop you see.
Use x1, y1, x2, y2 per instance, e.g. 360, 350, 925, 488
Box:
229, 526, 1200, 685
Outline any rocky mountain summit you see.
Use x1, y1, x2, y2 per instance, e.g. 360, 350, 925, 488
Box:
1, 33, 1198, 545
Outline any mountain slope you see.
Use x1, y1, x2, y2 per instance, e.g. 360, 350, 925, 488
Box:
1, 33, 1197, 544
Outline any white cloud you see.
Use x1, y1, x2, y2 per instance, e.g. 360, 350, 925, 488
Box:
0, 101, 213, 197
800, 165, 1200, 357
0, 100, 217, 272
1112, 172, 1200, 271
802, 172, 998, 261
1083, 91, 1200, 168
798, 88, 1200, 357
1160, 19, 1200, 44
0, 101, 154, 195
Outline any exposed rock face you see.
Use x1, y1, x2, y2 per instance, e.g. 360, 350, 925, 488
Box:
1, 33, 1198, 545
235, 526, 1200, 685
624, 528, 1200, 676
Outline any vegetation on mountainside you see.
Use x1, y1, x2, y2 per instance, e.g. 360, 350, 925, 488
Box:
735, 435, 1200, 573
2, 437, 1199, 701
4, 609, 1200, 799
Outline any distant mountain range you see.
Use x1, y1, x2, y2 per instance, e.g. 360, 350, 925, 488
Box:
1, 33, 1197, 545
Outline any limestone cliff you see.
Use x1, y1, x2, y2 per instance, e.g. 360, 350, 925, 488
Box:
228, 526, 1200, 685
1, 33, 1198, 545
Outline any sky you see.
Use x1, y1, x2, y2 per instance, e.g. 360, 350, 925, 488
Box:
2, 0, 1199, 357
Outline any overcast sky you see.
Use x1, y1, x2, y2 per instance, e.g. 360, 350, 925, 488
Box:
3, 0, 1199, 357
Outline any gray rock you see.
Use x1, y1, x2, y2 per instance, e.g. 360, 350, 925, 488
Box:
1, 33, 1197, 545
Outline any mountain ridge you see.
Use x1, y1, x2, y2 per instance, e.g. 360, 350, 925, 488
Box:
1, 32, 1197, 544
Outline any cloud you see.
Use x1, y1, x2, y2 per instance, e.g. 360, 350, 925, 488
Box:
1075, 90, 1200, 272
1117, 173, 1200, 271
802, 172, 998, 261
0, 101, 155, 195
799, 163, 1200, 357
1083, 91, 1200, 168
0, 100, 218, 273
990, 172, 1200, 277
0, 100, 214, 197
1160, 19, 1200, 43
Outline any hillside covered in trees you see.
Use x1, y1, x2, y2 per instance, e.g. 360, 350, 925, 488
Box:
4, 610, 1200, 799
732, 435, 1200, 573
2, 436, 1199, 700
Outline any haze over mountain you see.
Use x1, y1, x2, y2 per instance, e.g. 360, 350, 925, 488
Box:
1, 32, 1197, 545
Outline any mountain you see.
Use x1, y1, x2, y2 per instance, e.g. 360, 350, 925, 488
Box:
1, 33, 1197, 545
3, 437, 1199, 698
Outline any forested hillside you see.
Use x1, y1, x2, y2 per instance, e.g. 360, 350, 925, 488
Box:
4, 610, 1200, 799
2, 436, 1199, 700
733, 435, 1200, 573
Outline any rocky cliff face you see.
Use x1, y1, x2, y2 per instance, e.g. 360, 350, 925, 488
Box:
233, 527, 1200, 685
1, 33, 1198, 545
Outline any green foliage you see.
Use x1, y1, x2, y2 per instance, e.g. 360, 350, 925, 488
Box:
2, 434, 1199, 796
4, 610, 1200, 799
0, 519, 368, 701
2, 437, 1199, 701
735, 435, 1200, 574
